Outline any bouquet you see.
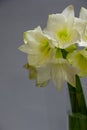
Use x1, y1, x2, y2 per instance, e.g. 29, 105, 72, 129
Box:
19, 5, 87, 130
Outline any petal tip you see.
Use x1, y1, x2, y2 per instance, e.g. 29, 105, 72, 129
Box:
68, 5, 74, 10
64, 5, 74, 11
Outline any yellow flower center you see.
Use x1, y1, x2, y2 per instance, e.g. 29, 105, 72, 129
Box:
39, 39, 51, 57
57, 29, 71, 43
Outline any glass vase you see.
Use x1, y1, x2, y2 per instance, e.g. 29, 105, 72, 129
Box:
69, 113, 87, 130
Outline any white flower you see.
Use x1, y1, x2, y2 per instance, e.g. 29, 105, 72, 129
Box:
36, 59, 77, 90
67, 49, 87, 77
19, 26, 54, 67
44, 5, 80, 49
18, 5, 86, 89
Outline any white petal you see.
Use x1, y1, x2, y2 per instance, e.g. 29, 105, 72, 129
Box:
63, 64, 77, 87
62, 5, 74, 18
46, 14, 65, 32
18, 44, 40, 54
51, 59, 77, 89
27, 46, 52, 66
62, 5, 74, 29
74, 17, 86, 36
23, 27, 45, 45
27, 54, 45, 67
69, 29, 80, 43
51, 63, 65, 90
80, 7, 87, 20
36, 64, 51, 84
77, 41, 87, 47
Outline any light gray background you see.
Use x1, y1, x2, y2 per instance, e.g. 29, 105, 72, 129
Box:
0, 0, 87, 130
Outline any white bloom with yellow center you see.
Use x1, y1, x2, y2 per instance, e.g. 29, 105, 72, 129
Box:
44, 5, 80, 49
67, 49, 87, 77
19, 26, 54, 67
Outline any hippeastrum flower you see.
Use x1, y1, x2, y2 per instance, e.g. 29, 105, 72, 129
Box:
44, 5, 80, 49
76, 7, 87, 47
36, 58, 77, 90
67, 49, 87, 77
18, 26, 54, 67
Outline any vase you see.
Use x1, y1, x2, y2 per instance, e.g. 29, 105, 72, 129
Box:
67, 75, 87, 130
69, 113, 87, 130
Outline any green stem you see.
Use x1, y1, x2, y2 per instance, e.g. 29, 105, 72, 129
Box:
68, 75, 87, 130
68, 75, 87, 115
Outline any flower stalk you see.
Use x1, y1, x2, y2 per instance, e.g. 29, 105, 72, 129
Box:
68, 75, 87, 130
68, 75, 87, 114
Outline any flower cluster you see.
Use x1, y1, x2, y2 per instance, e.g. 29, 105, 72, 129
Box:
19, 5, 87, 90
